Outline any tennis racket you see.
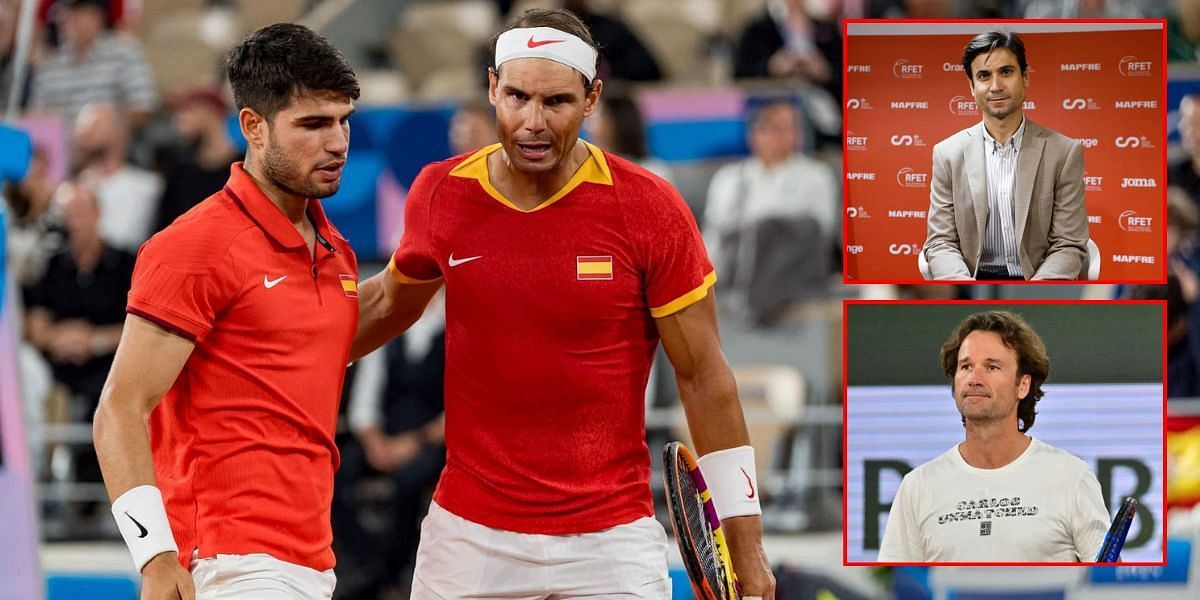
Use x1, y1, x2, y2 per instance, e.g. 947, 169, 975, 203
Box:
1095, 496, 1137, 563
662, 441, 739, 600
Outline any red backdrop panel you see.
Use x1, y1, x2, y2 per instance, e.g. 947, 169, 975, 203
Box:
844, 24, 1164, 282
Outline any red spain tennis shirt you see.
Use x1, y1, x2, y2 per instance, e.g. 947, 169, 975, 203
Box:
390, 142, 715, 534
126, 163, 358, 571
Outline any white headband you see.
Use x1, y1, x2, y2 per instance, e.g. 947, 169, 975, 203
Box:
495, 27, 598, 82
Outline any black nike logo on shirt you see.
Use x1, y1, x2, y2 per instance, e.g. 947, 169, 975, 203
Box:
125, 512, 149, 538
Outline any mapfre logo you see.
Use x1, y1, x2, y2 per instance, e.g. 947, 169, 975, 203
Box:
889, 243, 921, 255
1084, 172, 1103, 192
888, 210, 927, 219
891, 101, 929, 110
1121, 177, 1157, 188
1115, 100, 1157, 109
846, 171, 876, 181
897, 167, 929, 188
1119, 56, 1153, 76
1112, 255, 1156, 264
894, 59, 923, 78
1115, 135, 1154, 149
846, 206, 871, 218
1061, 97, 1100, 110
1088, 215, 1103, 224
846, 131, 868, 151
848, 64, 871, 73
846, 98, 873, 110
1119, 210, 1153, 232
949, 95, 977, 116
890, 134, 927, 146
1073, 137, 1100, 149
1061, 63, 1102, 71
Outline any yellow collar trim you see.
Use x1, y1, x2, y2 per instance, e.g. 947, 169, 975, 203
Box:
449, 140, 613, 213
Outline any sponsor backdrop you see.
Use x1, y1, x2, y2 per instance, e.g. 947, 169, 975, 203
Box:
845, 303, 1164, 564
844, 22, 1164, 281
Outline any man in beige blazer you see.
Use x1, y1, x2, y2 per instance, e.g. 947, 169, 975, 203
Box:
923, 30, 1089, 280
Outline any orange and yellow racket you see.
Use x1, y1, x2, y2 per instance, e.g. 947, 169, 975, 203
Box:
663, 441, 739, 599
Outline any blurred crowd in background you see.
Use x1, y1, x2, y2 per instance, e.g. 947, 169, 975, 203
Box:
3, 0, 1200, 598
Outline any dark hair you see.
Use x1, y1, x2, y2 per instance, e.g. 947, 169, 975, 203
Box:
489, 8, 600, 92
939, 311, 1048, 433
961, 30, 1028, 81
599, 90, 647, 158
223, 23, 359, 121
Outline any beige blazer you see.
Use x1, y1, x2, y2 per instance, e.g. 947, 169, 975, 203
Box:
922, 120, 1089, 280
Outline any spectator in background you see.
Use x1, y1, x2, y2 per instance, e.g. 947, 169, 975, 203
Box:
869, 0, 953, 18
3, 146, 59, 287
589, 89, 674, 184
735, 0, 841, 102
152, 85, 237, 233
334, 292, 447, 599
560, 0, 663, 82
30, 0, 156, 126
1131, 187, 1200, 396
1171, 94, 1200, 201
1168, 0, 1200, 61
448, 97, 497, 156
23, 181, 133, 428
704, 99, 838, 322
1024, 0, 1143, 18
1, 0, 31, 110
71, 102, 161, 252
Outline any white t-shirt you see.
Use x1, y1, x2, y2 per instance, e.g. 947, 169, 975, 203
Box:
878, 437, 1110, 562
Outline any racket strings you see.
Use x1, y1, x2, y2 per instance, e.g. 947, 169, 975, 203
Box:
675, 453, 723, 587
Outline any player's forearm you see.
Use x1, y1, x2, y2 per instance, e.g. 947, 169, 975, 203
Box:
351, 272, 438, 361
675, 361, 750, 455
93, 390, 161, 503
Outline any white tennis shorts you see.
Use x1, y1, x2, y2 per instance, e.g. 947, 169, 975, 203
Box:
411, 501, 672, 599
189, 550, 336, 599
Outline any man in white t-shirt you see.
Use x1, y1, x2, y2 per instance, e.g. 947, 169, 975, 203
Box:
878, 311, 1111, 562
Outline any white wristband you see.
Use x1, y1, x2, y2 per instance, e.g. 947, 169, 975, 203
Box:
111, 485, 178, 573
697, 445, 762, 520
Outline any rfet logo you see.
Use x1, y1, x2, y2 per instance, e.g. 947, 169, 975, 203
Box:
1119, 56, 1153, 76
897, 167, 929, 188
890, 134, 927, 146
1084, 171, 1103, 192
889, 243, 921, 255
1061, 98, 1100, 110
894, 59, 923, 78
846, 131, 868, 151
1119, 210, 1153, 232
949, 95, 977, 116
846, 206, 871, 218
846, 98, 873, 110
1115, 135, 1154, 149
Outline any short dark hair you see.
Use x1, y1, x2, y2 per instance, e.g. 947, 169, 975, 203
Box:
961, 30, 1028, 81
223, 23, 359, 122
489, 8, 600, 92
939, 311, 1049, 433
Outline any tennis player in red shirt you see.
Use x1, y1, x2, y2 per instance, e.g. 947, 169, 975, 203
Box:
354, 8, 775, 599
93, 24, 359, 599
